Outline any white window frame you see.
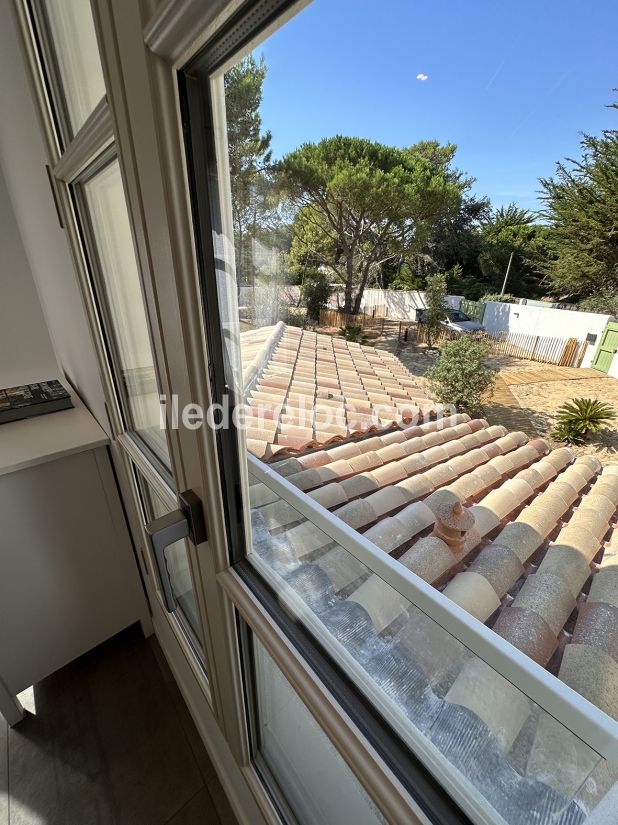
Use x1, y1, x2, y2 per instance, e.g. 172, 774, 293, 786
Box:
14, 0, 238, 787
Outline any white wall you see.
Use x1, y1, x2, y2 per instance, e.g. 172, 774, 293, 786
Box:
482, 302, 614, 368
0, 3, 108, 428
360, 288, 462, 318
0, 166, 58, 387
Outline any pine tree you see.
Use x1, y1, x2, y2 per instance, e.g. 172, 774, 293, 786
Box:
540, 104, 618, 300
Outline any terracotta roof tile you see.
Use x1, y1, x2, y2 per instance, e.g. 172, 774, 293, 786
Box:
492, 606, 558, 666
467, 542, 524, 598
572, 602, 618, 664
441, 570, 502, 621
310, 484, 348, 509
347, 451, 384, 473
539, 542, 594, 598
398, 535, 456, 584
513, 571, 576, 635
396, 474, 434, 499
366, 486, 410, 517
490, 521, 544, 563
347, 575, 408, 632
559, 644, 618, 720
394, 500, 435, 532
363, 517, 411, 553
338, 474, 380, 498
245, 324, 618, 734
444, 659, 532, 752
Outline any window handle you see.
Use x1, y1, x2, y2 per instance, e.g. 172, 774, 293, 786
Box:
146, 490, 207, 612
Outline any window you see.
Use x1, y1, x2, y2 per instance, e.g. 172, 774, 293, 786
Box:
244, 457, 605, 825
181, 2, 618, 824
76, 155, 169, 467
19, 0, 210, 692
24, 0, 170, 471
19, 0, 618, 822
135, 468, 205, 661
30, 0, 105, 142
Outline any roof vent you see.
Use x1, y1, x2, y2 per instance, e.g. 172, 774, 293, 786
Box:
426, 489, 475, 553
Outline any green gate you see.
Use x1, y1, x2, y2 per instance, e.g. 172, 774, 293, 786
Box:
460, 299, 485, 324
591, 321, 618, 373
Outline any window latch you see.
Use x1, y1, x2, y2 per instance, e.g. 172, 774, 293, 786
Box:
45, 164, 64, 229
145, 490, 207, 612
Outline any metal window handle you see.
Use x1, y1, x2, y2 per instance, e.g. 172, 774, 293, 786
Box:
146, 490, 207, 613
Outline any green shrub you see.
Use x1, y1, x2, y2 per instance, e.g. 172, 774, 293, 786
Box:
424, 272, 449, 347
445, 264, 487, 301
481, 292, 518, 304
301, 270, 332, 323
341, 323, 363, 342
551, 398, 616, 445
285, 307, 306, 327
389, 262, 424, 291
427, 336, 497, 414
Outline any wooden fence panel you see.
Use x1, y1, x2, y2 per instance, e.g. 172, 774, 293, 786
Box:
319, 308, 385, 333
415, 324, 586, 367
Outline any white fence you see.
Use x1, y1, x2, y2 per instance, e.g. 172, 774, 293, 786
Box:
482, 302, 613, 368
359, 289, 462, 318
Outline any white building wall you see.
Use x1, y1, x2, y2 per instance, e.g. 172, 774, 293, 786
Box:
482, 302, 614, 368
0, 166, 58, 387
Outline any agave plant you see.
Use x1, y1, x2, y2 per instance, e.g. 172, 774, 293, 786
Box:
552, 398, 616, 445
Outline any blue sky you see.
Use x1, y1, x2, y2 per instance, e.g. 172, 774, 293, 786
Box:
256, 0, 618, 213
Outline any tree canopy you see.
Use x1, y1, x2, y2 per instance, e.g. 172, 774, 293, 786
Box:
223, 51, 617, 315
409, 140, 491, 284
277, 136, 463, 313
477, 204, 549, 298
224, 55, 273, 284
540, 107, 618, 301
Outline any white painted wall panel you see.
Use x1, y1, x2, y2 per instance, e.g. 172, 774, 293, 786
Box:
482, 302, 613, 368
0, 166, 58, 386
360, 288, 462, 318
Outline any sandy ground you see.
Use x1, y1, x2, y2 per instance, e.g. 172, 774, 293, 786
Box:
374, 331, 618, 465
510, 377, 618, 465
311, 321, 618, 465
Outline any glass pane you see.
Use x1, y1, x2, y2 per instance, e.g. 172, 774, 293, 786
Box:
39, 0, 105, 137
251, 633, 385, 825
248, 468, 607, 825
182, 5, 618, 823
136, 470, 203, 656
81, 159, 169, 465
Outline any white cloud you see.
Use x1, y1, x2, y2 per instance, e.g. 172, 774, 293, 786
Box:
416, 73, 428, 81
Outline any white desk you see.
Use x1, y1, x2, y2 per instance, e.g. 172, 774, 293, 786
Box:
0, 392, 108, 476
0, 391, 151, 725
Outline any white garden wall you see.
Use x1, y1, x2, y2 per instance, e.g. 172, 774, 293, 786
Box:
360, 288, 462, 318
482, 302, 614, 368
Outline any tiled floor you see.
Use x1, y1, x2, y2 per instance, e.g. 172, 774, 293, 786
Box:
0, 624, 238, 825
